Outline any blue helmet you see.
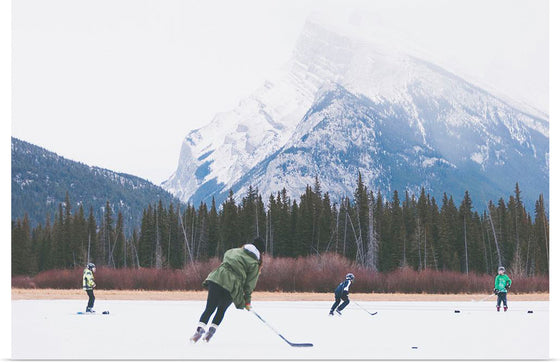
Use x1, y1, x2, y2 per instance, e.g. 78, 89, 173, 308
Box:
346, 273, 355, 281
87, 263, 96, 270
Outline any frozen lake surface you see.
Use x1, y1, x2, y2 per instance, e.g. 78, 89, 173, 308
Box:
12, 299, 548, 359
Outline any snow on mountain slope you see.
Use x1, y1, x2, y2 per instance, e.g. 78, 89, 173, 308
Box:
229, 82, 547, 209
163, 18, 548, 207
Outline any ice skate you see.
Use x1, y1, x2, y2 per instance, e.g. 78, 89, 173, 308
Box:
202, 326, 217, 342
189, 326, 206, 343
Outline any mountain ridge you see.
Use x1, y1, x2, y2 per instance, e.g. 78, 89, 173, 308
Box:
12, 137, 180, 232
163, 19, 548, 209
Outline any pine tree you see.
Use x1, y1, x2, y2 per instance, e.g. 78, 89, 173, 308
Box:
353, 172, 369, 265
297, 186, 315, 255
439, 193, 460, 270
86, 207, 98, 265
459, 191, 473, 274
365, 191, 379, 271
415, 188, 429, 271
207, 198, 219, 259
101, 201, 115, 267
196, 202, 209, 260
318, 192, 334, 254
138, 205, 155, 267
52, 203, 65, 268
167, 204, 183, 268
428, 196, 440, 270
154, 200, 165, 269
401, 191, 415, 268
533, 194, 549, 274
289, 200, 300, 257
220, 190, 239, 255
72, 204, 88, 268
12, 214, 32, 275
487, 201, 503, 268
62, 192, 73, 267
113, 212, 125, 268
240, 186, 258, 244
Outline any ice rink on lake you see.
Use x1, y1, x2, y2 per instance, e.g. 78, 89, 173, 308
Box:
12, 299, 548, 360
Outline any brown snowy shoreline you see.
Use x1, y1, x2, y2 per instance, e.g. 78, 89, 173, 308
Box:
11, 288, 548, 301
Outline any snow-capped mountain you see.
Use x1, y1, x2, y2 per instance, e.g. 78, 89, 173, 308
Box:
163, 19, 548, 208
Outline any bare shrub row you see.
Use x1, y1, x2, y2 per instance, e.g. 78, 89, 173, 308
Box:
12, 253, 548, 293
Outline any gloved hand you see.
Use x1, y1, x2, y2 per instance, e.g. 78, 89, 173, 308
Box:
505, 284, 510, 290
245, 303, 252, 311
494, 289, 499, 295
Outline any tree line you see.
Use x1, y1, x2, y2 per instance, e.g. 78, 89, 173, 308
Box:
12, 176, 549, 277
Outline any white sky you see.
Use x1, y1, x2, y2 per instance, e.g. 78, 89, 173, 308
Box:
11, 0, 549, 185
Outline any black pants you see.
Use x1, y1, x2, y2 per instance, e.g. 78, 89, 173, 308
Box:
497, 292, 507, 307
199, 281, 233, 326
330, 293, 350, 312
86, 289, 95, 309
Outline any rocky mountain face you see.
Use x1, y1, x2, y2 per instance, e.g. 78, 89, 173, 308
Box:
163, 19, 548, 209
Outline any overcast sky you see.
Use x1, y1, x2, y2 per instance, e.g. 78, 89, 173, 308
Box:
11, 0, 549, 185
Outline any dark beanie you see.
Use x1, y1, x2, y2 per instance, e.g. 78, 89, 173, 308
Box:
252, 237, 265, 253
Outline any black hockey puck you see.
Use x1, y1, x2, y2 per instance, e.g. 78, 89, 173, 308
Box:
102, 311, 110, 315
454, 310, 460, 313
527, 310, 533, 314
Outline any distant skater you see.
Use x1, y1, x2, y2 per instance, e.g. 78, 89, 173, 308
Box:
83, 263, 96, 313
190, 237, 265, 343
494, 266, 512, 312
329, 273, 355, 316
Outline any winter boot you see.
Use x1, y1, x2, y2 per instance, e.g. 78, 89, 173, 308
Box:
329, 311, 334, 316
86, 307, 95, 313
335, 309, 342, 316
504, 306, 508, 312
189, 324, 206, 343
496, 306, 500, 312
202, 324, 217, 342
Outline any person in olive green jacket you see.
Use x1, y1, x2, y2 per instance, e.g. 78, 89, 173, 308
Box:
494, 266, 512, 312
190, 237, 265, 343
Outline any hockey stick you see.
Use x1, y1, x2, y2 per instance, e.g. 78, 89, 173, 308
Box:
478, 293, 495, 302
251, 309, 313, 347
354, 302, 378, 315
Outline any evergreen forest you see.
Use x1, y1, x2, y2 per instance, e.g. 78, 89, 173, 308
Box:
12, 175, 549, 279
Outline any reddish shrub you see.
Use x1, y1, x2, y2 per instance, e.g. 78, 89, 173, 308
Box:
11, 254, 549, 293
33, 268, 83, 289
12, 276, 36, 289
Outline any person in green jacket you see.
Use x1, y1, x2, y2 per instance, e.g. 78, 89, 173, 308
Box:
494, 266, 512, 312
190, 237, 265, 343
83, 263, 96, 313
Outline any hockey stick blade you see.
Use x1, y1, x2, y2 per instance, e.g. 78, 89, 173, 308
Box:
278, 334, 313, 347
252, 310, 313, 347
354, 302, 377, 316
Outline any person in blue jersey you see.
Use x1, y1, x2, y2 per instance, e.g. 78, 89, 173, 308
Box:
329, 273, 355, 316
